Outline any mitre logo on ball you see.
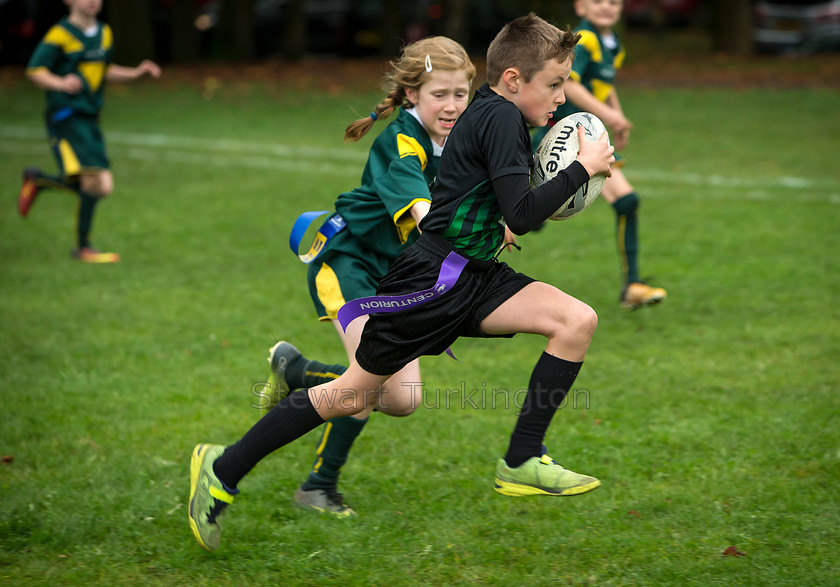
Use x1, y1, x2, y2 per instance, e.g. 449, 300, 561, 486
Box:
532, 112, 609, 221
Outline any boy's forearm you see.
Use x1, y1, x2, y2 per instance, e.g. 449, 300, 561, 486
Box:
106, 61, 161, 83
27, 70, 68, 92
605, 90, 623, 115
105, 64, 142, 82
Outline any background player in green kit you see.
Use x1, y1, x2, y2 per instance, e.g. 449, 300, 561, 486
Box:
189, 13, 615, 552
263, 36, 478, 517
532, 0, 667, 310
18, 0, 161, 263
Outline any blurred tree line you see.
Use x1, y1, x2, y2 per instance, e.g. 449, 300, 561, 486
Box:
1, 0, 755, 66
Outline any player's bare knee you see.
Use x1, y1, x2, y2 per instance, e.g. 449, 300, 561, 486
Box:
96, 181, 114, 198
363, 388, 381, 410
579, 304, 598, 339
84, 172, 113, 197
560, 301, 598, 344
382, 402, 418, 417
81, 183, 109, 198
375, 388, 419, 416
549, 300, 598, 342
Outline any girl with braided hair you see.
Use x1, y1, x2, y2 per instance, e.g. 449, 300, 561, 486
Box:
258, 36, 477, 519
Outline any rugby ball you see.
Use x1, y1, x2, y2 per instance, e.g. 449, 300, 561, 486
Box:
532, 112, 609, 221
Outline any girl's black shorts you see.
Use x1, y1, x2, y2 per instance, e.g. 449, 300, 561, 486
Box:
356, 233, 534, 375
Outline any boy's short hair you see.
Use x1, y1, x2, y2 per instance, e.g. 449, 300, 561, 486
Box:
486, 13, 580, 85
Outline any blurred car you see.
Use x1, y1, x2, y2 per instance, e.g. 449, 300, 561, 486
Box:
254, 0, 373, 56
754, 0, 840, 54
253, 0, 514, 57
254, 0, 418, 57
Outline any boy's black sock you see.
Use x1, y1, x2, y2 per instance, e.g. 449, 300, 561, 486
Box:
213, 390, 325, 490
504, 352, 582, 468
76, 191, 99, 248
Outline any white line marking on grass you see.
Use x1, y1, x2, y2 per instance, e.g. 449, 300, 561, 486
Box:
0, 125, 367, 162
640, 185, 840, 204
3, 125, 838, 200
0, 142, 44, 155
0, 140, 361, 177
108, 131, 367, 163
626, 169, 840, 193
123, 147, 361, 176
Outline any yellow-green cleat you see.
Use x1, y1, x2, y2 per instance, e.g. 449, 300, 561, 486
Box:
494, 454, 601, 497
189, 443, 236, 551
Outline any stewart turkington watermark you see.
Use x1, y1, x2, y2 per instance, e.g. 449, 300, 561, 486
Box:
250, 381, 591, 412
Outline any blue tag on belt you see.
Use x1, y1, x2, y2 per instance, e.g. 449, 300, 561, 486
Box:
289, 211, 346, 263
50, 107, 74, 123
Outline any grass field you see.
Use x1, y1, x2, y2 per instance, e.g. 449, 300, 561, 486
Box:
1, 65, 839, 586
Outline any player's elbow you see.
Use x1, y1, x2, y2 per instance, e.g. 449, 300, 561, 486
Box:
25, 70, 47, 85
505, 219, 534, 236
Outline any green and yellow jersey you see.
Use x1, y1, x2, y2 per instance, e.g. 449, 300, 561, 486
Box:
330, 108, 438, 261
557, 18, 625, 118
532, 19, 626, 151
26, 17, 114, 118
307, 107, 441, 320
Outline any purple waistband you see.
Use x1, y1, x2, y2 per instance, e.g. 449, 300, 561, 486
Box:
337, 251, 469, 332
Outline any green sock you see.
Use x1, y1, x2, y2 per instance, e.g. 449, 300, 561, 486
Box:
76, 191, 99, 249
284, 353, 358, 490
36, 171, 78, 193
301, 415, 368, 491
286, 356, 347, 389
612, 192, 640, 284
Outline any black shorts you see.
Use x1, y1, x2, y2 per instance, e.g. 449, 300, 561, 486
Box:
356, 233, 534, 375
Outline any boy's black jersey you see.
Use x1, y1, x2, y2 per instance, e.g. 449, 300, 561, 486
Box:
420, 84, 589, 260
419, 84, 533, 260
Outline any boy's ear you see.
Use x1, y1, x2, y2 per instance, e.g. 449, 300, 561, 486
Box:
574, 0, 585, 18
501, 68, 522, 94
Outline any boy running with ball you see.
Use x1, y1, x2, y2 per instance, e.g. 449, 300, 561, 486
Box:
189, 14, 614, 552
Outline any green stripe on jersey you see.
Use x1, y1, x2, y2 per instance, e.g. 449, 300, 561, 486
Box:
442, 180, 505, 259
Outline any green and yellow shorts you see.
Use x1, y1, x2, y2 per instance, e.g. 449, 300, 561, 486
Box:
306, 236, 392, 321
46, 110, 109, 178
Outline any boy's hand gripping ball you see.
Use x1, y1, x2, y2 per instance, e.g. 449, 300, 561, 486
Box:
532, 112, 609, 221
